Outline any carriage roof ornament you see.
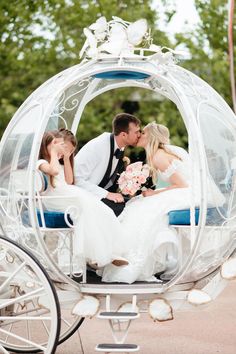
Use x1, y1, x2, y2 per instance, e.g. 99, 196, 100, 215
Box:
79, 16, 186, 64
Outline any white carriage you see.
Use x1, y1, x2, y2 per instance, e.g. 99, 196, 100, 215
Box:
1, 17, 236, 353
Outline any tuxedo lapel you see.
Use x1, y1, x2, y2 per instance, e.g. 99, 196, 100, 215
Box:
107, 157, 124, 192
98, 133, 115, 188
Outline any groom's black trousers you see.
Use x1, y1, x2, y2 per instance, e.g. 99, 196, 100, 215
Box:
101, 196, 130, 216
101, 198, 126, 217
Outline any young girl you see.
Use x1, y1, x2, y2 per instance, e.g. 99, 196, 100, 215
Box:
37, 129, 128, 268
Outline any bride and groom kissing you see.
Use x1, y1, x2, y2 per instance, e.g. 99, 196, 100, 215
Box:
72, 113, 191, 283
38, 113, 224, 283
74, 113, 143, 217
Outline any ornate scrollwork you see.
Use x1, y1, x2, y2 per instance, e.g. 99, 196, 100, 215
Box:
50, 77, 92, 122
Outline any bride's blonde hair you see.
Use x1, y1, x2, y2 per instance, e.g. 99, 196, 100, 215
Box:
145, 122, 179, 182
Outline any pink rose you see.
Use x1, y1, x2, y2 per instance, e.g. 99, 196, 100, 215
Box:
138, 175, 146, 184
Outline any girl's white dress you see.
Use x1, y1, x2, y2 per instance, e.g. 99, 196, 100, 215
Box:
101, 145, 225, 283
37, 159, 126, 267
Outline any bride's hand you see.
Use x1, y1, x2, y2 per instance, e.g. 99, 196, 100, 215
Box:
142, 189, 157, 197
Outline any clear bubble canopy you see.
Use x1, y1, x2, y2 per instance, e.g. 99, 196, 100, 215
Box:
1, 16, 236, 297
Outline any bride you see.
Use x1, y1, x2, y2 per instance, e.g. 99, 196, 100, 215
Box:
101, 122, 225, 283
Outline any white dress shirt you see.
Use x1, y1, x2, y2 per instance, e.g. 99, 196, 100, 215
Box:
74, 132, 122, 199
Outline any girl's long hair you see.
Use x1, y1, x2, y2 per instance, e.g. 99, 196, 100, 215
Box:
39, 131, 61, 187
39, 131, 57, 161
145, 122, 180, 182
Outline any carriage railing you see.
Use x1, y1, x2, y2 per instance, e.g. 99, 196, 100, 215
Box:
0, 170, 86, 283
1, 164, 236, 286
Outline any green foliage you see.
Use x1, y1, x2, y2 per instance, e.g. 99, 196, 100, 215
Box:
175, 0, 234, 106
0, 0, 234, 151
0, 0, 173, 140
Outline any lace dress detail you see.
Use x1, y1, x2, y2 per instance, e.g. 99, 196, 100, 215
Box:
159, 159, 182, 181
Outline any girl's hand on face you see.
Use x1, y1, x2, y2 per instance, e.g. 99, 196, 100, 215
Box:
62, 141, 75, 160
51, 139, 65, 158
62, 145, 74, 159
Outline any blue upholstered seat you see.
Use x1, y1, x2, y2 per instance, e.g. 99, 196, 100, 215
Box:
168, 208, 221, 226
37, 210, 73, 228
92, 70, 150, 80
23, 209, 73, 228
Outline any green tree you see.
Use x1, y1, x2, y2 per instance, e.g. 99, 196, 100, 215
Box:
1, 0, 234, 147
1, 0, 170, 138
175, 0, 235, 107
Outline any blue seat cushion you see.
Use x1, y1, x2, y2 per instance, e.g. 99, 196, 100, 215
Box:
92, 70, 150, 80
37, 210, 73, 228
23, 210, 73, 228
168, 208, 221, 225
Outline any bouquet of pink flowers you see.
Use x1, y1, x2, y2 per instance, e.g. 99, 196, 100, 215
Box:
118, 161, 150, 196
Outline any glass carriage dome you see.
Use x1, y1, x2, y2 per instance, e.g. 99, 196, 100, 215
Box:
1, 17, 236, 308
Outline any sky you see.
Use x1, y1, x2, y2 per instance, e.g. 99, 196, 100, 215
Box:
152, 0, 200, 35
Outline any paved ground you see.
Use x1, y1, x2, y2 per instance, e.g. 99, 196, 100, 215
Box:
56, 281, 236, 354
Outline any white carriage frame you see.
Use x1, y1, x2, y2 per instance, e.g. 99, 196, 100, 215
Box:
0, 18, 236, 348
0, 56, 235, 293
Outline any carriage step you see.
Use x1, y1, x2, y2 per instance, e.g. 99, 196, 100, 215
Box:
96, 343, 139, 352
98, 311, 139, 320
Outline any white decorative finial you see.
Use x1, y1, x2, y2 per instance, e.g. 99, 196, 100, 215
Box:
79, 16, 151, 59
79, 16, 186, 64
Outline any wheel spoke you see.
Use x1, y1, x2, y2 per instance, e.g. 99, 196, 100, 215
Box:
26, 314, 31, 347
61, 317, 71, 327
0, 328, 46, 351
0, 237, 60, 353
0, 307, 49, 328
0, 287, 45, 310
0, 316, 51, 321
35, 306, 50, 336
0, 262, 26, 294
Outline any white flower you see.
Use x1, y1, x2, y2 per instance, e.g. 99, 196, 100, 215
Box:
89, 17, 108, 42
99, 23, 129, 56
89, 16, 107, 33
127, 19, 148, 46
79, 28, 97, 59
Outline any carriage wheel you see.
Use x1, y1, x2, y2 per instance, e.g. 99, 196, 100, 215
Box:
0, 236, 60, 354
57, 310, 84, 345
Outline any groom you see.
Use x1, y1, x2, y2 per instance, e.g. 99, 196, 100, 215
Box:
74, 113, 141, 216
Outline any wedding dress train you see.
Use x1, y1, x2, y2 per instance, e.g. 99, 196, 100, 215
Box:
37, 143, 225, 284
101, 145, 225, 283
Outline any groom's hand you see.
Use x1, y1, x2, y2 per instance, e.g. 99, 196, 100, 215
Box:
107, 192, 124, 203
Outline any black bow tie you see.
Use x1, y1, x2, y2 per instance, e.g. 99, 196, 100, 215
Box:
114, 148, 124, 159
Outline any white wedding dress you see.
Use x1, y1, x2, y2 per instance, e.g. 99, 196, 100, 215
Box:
37, 144, 225, 284
101, 145, 225, 283
37, 160, 126, 267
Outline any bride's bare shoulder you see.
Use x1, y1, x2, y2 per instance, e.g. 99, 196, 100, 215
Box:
153, 149, 169, 171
